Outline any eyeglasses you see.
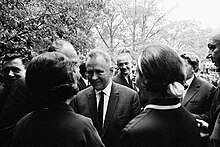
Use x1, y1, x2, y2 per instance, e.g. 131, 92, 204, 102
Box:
208, 43, 218, 51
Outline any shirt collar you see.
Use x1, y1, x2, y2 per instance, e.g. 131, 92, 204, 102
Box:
95, 79, 112, 97
186, 74, 195, 88
144, 103, 181, 111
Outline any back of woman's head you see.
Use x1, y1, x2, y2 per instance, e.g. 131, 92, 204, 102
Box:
26, 52, 78, 105
138, 44, 186, 92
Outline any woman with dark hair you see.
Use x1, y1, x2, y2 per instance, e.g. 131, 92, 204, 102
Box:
11, 52, 104, 147
119, 44, 201, 147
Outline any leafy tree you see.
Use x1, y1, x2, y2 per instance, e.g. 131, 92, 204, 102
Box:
94, 0, 171, 58
158, 20, 212, 59
0, 0, 106, 59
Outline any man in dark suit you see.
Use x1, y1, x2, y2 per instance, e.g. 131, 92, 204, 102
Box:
203, 29, 220, 147
77, 62, 90, 91
11, 52, 104, 147
0, 49, 28, 114
180, 52, 216, 121
0, 48, 31, 147
113, 51, 138, 92
70, 49, 141, 147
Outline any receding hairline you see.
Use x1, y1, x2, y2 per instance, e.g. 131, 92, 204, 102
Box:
51, 39, 78, 60
86, 49, 111, 67
116, 52, 132, 62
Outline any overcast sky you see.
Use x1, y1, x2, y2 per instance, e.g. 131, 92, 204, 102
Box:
162, 0, 220, 29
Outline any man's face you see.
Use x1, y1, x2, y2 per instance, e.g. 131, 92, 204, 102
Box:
182, 59, 194, 80
2, 58, 26, 86
86, 55, 112, 91
208, 41, 220, 71
117, 54, 132, 76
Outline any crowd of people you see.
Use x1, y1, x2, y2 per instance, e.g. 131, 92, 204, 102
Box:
0, 30, 220, 147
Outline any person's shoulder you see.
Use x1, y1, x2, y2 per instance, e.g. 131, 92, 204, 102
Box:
196, 76, 215, 88
113, 82, 137, 93
112, 73, 121, 81
78, 86, 93, 94
123, 111, 150, 134
73, 113, 95, 128
12, 77, 26, 87
75, 86, 93, 98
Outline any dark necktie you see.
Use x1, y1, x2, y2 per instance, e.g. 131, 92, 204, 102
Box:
128, 76, 133, 89
98, 91, 104, 130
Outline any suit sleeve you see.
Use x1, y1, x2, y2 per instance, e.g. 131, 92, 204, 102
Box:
84, 118, 105, 147
69, 95, 78, 112
195, 86, 216, 122
118, 128, 132, 147
210, 112, 220, 147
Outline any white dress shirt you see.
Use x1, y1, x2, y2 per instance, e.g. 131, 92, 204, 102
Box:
95, 80, 112, 125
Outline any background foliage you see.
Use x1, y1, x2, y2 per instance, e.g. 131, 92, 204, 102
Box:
0, 0, 213, 63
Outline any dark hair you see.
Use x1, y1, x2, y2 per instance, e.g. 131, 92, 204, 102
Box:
1, 46, 32, 69
138, 44, 186, 92
180, 52, 199, 72
26, 52, 78, 106
79, 62, 87, 77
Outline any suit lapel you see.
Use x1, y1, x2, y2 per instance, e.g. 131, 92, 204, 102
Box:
183, 77, 200, 106
88, 89, 102, 134
102, 82, 119, 137
120, 73, 129, 87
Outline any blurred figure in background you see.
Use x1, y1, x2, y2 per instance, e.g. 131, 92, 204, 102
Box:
0, 48, 31, 147
113, 51, 138, 92
119, 44, 201, 147
0, 51, 27, 113
77, 62, 90, 91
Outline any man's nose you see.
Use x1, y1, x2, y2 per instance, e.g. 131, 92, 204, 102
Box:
91, 72, 98, 80
206, 50, 213, 59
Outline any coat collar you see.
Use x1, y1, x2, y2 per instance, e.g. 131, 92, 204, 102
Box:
40, 102, 74, 112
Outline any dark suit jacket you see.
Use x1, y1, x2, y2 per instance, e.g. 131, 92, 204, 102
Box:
182, 76, 215, 121
210, 108, 220, 147
0, 78, 32, 147
113, 72, 138, 91
70, 82, 141, 147
209, 85, 220, 136
11, 103, 104, 147
119, 98, 201, 147
77, 77, 90, 91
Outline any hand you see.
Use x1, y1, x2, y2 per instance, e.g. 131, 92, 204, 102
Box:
196, 119, 209, 128
196, 119, 209, 137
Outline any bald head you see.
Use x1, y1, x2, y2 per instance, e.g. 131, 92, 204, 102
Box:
49, 39, 78, 61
